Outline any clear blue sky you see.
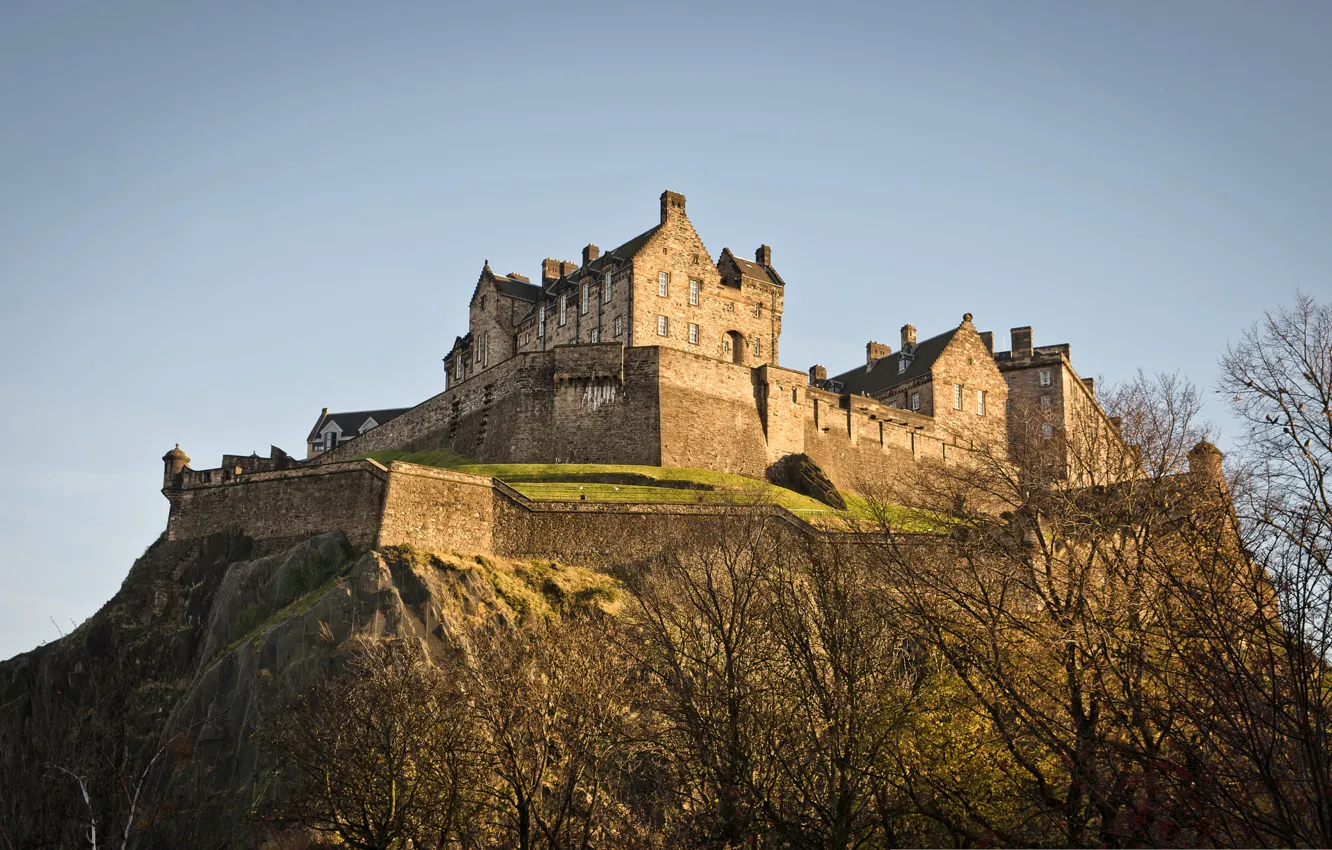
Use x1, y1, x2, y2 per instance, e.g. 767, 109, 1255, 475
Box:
2, 1, 1329, 659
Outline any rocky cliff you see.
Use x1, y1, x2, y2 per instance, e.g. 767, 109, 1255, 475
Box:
0, 531, 614, 848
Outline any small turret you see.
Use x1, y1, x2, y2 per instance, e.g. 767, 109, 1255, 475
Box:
162, 444, 190, 492
1187, 440, 1224, 484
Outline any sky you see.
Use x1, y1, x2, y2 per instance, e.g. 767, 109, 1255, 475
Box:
1, 0, 1329, 659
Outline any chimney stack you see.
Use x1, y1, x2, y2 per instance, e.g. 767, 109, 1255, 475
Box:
660, 190, 686, 223
1082, 377, 1095, 396
809, 364, 827, 387
560, 260, 579, 278
582, 244, 600, 267
979, 331, 994, 354
1011, 326, 1033, 359
756, 244, 772, 266
866, 341, 892, 368
901, 324, 917, 354
542, 258, 562, 285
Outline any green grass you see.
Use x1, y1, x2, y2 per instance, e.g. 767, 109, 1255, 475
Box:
357, 449, 944, 531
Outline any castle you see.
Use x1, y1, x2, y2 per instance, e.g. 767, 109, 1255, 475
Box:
159, 191, 1133, 555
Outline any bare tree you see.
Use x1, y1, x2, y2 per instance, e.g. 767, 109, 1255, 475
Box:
453, 614, 649, 850
1204, 292, 1332, 846
257, 638, 476, 850
619, 508, 784, 847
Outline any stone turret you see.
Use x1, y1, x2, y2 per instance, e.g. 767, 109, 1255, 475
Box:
162, 444, 190, 489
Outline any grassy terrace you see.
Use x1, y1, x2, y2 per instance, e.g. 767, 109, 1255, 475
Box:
359, 450, 940, 531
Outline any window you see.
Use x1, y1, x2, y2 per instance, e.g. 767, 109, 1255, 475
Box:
953, 384, 963, 410
725, 301, 735, 313
479, 295, 486, 310
603, 271, 612, 303
658, 272, 669, 297
689, 279, 700, 306
581, 284, 589, 315
754, 337, 762, 357
559, 294, 567, 325
538, 304, 546, 337
754, 302, 762, 318
689, 323, 699, 345
977, 389, 986, 416
615, 316, 623, 337
1042, 423, 1055, 440
1041, 395, 1052, 409
1039, 369, 1052, 387
455, 357, 463, 381
898, 359, 907, 374
591, 327, 600, 343
791, 388, 798, 403
657, 315, 668, 336
911, 392, 920, 411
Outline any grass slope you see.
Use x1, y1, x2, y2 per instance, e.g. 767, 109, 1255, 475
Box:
359, 450, 939, 531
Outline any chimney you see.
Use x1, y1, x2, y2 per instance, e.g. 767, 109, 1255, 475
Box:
660, 190, 686, 223
560, 260, 579, 278
866, 341, 892, 368
1011, 327, 1033, 359
582, 244, 600, 266
979, 331, 994, 354
1082, 377, 1095, 396
542, 258, 561, 285
756, 244, 772, 266
901, 324, 917, 354
809, 364, 827, 387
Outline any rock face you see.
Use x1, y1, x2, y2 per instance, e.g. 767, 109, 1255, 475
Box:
0, 532, 601, 848
768, 453, 847, 510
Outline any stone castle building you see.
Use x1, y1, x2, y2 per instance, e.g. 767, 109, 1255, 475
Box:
156, 190, 1141, 556
303, 190, 1126, 489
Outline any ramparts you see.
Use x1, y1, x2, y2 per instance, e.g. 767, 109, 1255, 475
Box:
316, 342, 982, 493
164, 457, 834, 564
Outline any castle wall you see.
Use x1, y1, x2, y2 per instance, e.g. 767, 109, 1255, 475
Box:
166, 461, 388, 551
491, 495, 808, 565
377, 463, 496, 554
801, 387, 956, 494
655, 347, 770, 478
548, 345, 660, 465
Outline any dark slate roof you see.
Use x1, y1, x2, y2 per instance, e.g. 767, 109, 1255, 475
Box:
582, 225, 661, 277
730, 254, 783, 287
307, 408, 411, 442
492, 274, 541, 302
828, 328, 959, 397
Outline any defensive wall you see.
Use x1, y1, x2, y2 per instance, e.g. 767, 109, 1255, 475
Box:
317, 342, 981, 492
163, 458, 831, 564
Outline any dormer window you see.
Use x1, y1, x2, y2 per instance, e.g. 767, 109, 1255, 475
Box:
604, 271, 612, 302
559, 294, 567, 326
898, 359, 908, 374
581, 284, 590, 315
538, 304, 546, 337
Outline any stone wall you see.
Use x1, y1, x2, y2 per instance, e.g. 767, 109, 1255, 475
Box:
377, 462, 496, 554
166, 461, 388, 551
656, 346, 770, 478
801, 387, 958, 494
492, 493, 810, 566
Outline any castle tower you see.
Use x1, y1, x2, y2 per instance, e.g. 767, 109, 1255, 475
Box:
162, 444, 190, 493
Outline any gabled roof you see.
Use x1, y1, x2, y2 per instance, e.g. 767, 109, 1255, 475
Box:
828, 328, 960, 397
720, 248, 785, 287
307, 408, 411, 442
585, 225, 661, 273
